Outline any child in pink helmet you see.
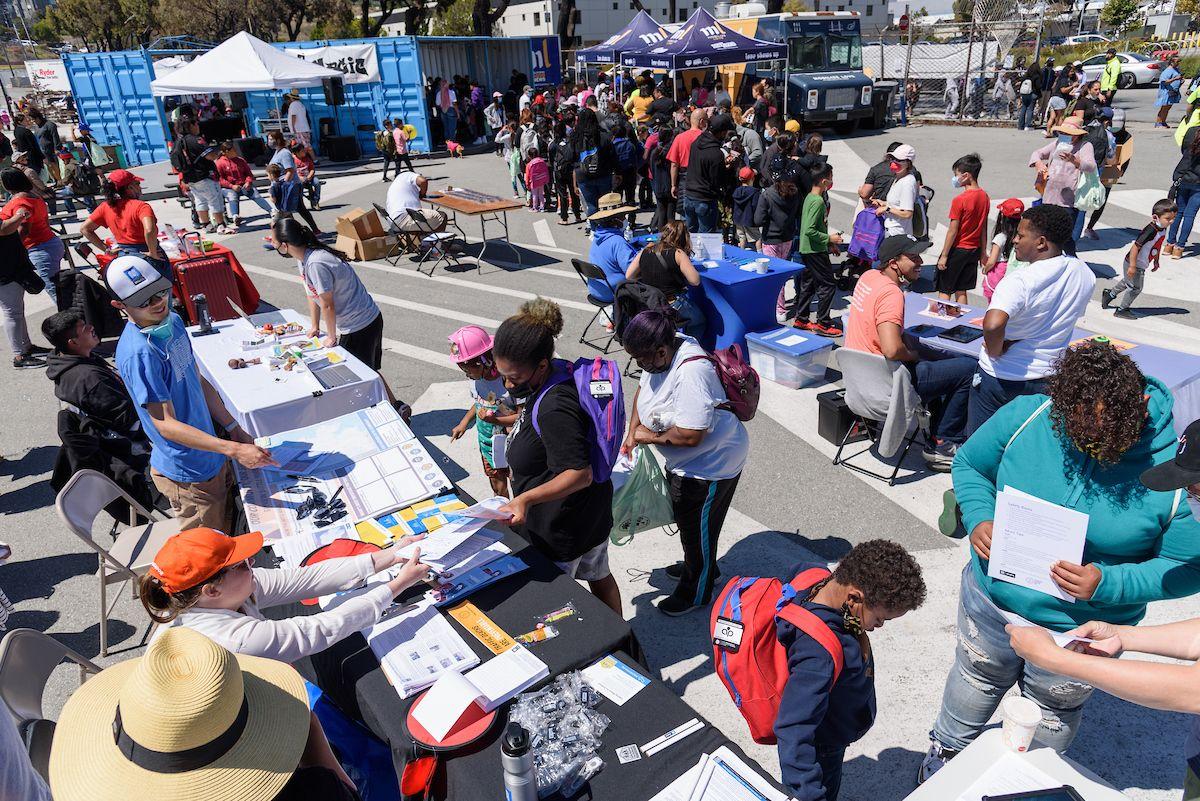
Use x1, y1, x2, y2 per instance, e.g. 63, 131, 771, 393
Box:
449, 325, 518, 497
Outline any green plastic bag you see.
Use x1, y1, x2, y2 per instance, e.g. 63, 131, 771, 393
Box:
1074, 169, 1104, 212
609, 446, 674, 545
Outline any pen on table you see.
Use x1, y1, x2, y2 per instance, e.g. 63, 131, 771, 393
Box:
712, 757, 769, 801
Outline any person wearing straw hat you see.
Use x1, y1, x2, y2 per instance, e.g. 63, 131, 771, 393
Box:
140, 527, 428, 664
586, 192, 638, 305
48, 626, 358, 801
1028, 121, 1096, 245
285, 89, 311, 149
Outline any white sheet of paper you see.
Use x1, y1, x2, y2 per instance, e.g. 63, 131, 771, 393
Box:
396, 515, 491, 563
988, 488, 1088, 603
582, 654, 651, 706
999, 609, 1096, 648
956, 752, 1064, 801
411, 671, 484, 741
691, 233, 724, 261
457, 496, 512, 520
775, 334, 808, 347
649, 748, 793, 801
464, 644, 549, 711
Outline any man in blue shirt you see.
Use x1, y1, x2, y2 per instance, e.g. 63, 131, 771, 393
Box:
105, 255, 276, 532
586, 193, 637, 304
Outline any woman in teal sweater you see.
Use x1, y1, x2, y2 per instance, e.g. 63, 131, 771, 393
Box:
919, 341, 1200, 783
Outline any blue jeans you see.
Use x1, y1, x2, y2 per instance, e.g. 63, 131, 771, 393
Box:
912, 351, 977, 444
221, 186, 272, 218
56, 186, 94, 214
1070, 207, 1086, 248
1168, 182, 1200, 247
671, 293, 706, 340
443, 108, 457, 143
302, 177, 321, 206
966, 369, 1048, 437
1017, 94, 1037, 129
578, 176, 611, 224
682, 197, 718, 233
28, 236, 64, 306
933, 566, 1095, 754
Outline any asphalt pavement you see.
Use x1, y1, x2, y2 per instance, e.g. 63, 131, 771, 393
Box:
1, 115, 1197, 800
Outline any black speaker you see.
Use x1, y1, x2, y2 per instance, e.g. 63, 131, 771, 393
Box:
323, 134, 359, 162
228, 92, 248, 111
322, 76, 345, 106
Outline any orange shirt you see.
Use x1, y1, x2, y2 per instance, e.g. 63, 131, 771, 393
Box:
87, 199, 156, 246
0, 194, 53, 250
844, 269, 905, 356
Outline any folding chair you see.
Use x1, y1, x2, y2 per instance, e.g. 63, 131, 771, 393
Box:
55, 469, 180, 656
371, 202, 413, 268
833, 349, 932, 486
407, 208, 462, 276
0, 628, 100, 779
570, 258, 619, 354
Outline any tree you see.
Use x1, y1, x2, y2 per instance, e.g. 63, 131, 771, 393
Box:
914, 6, 929, 17
429, 0, 472, 34
781, 0, 807, 10
1178, 0, 1198, 15
30, 14, 55, 43
1099, 0, 1141, 31
355, 0, 400, 37
46, 0, 155, 52
157, 0, 281, 42
472, 0, 510, 36
953, 0, 974, 22
276, 0, 348, 40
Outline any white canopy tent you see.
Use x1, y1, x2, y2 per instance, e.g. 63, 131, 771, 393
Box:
149, 31, 342, 97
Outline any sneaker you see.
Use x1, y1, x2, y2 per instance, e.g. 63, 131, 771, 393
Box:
1171, 244, 1184, 259
916, 736, 958, 785
813, 322, 843, 338
1113, 308, 1137, 319
938, 489, 962, 538
1100, 288, 1116, 309
12, 354, 45, 369
1082, 228, 1099, 240
311, 202, 321, 211
664, 561, 722, 585
922, 441, 956, 472
656, 588, 707, 617
234, 217, 246, 227
25, 344, 51, 355
792, 318, 815, 331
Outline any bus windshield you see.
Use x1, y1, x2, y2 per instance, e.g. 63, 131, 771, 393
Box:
788, 32, 862, 72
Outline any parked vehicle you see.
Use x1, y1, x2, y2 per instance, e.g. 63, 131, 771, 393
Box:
1078, 51, 1161, 89
1064, 33, 1112, 45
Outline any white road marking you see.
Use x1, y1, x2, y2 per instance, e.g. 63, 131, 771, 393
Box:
533, 218, 557, 248
382, 337, 461, 371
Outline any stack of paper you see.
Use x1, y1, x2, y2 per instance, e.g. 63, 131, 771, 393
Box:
412, 644, 549, 740
428, 554, 528, 606
271, 521, 360, 568
955, 752, 1064, 801
988, 487, 1089, 603
363, 597, 480, 698
650, 748, 794, 801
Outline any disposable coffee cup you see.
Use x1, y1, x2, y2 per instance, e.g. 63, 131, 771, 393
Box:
1001, 696, 1041, 752
754, 258, 770, 274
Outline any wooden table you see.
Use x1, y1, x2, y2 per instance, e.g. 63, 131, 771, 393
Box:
425, 188, 525, 267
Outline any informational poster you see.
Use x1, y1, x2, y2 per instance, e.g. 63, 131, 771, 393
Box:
283, 44, 380, 84
529, 36, 561, 86
25, 60, 70, 92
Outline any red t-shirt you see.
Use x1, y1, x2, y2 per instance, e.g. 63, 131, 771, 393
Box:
87, 199, 156, 246
948, 187, 991, 251
0, 195, 53, 250
667, 128, 703, 168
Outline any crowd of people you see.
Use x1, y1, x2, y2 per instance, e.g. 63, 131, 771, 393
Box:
6, 55, 1200, 801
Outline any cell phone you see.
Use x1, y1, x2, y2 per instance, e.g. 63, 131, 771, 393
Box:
938, 324, 984, 343
982, 786, 1086, 801
907, 323, 940, 337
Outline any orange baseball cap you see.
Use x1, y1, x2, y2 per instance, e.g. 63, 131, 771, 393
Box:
149, 528, 264, 593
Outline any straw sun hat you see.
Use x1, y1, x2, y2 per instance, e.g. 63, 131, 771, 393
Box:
587, 191, 637, 221
49, 627, 310, 801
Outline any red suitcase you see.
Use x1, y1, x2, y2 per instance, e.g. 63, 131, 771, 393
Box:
176, 252, 244, 324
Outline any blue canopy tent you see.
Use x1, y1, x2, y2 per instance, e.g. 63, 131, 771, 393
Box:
619, 8, 785, 72
574, 11, 669, 66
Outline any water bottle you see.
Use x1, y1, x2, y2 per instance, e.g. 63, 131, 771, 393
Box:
501, 722, 537, 801
193, 294, 214, 335
623, 218, 633, 243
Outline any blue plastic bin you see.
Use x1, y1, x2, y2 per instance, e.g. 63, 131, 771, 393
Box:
745, 327, 833, 389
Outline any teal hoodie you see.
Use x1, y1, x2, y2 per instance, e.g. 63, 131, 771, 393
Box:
954, 377, 1200, 631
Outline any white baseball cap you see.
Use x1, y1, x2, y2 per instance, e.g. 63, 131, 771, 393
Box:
888, 144, 916, 162
104, 254, 172, 307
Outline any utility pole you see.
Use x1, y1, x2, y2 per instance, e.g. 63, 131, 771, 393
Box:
1033, 0, 1047, 64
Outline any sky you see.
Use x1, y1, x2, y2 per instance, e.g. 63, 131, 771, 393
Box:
889, 0, 959, 17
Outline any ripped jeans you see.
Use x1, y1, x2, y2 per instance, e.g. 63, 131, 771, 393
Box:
932, 565, 1095, 754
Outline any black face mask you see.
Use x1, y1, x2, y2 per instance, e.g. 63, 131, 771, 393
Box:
635, 347, 672, 374
507, 362, 547, 400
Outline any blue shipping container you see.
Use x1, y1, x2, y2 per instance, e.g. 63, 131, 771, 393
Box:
63, 50, 169, 166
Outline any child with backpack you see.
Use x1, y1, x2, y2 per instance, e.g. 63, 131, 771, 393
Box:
711, 540, 925, 801
448, 325, 518, 498
792, 163, 844, 337
376, 119, 397, 181
392, 118, 415, 173
495, 122, 524, 200
523, 147, 550, 212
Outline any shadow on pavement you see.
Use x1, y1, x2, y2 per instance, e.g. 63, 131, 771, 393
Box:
0, 479, 56, 517
0, 552, 96, 604
0, 445, 57, 482
842, 746, 926, 799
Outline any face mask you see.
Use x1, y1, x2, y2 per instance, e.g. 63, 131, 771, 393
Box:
951, 174, 962, 188
1056, 134, 1073, 148
1153, 216, 1166, 230
140, 317, 173, 342
507, 363, 546, 401
889, 161, 903, 174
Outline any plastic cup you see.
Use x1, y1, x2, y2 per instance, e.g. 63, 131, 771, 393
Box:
754, 258, 770, 274
1001, 696, 1042, 752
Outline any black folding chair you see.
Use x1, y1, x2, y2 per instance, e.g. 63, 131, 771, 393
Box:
407, 208, 462, 276
371, 202, 412, 268
569, 258, 620, 354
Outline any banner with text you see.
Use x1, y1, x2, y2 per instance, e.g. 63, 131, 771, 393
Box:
25, 60, 70, 92
284, 44, 380, 85
529, 37, 561, 87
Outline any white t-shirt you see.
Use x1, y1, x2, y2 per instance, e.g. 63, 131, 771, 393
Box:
288, 99, 310, 134
386, 172, 422, 219
518, 93, 532, 112
884, 174, 917, 237
472, 376, 510, 408
978, 253, 1095, 381
637, 336, 749, 480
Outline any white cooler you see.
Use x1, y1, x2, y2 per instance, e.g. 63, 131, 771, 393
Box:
746, 328, 834, 389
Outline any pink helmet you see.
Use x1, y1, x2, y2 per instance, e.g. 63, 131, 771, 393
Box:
448, 325, 494, 363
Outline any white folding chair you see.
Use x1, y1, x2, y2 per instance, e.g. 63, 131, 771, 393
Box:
55, 469, 180, 656
0, 628, 100, 778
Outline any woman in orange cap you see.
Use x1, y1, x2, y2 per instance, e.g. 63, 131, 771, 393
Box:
140, 527, 427, 664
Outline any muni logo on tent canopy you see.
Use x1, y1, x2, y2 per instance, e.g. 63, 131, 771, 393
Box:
700, 25, 725, 37
638, 32, 667, 45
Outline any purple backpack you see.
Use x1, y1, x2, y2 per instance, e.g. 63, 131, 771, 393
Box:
531, 357, 625, 483
848, 208, 886, 263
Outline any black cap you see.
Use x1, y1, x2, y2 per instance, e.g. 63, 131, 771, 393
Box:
877, 234, 932, 264
709, 113, 734, 137
1141, 419, 1200, 492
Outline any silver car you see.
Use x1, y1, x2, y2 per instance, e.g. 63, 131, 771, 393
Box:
1078, 52, 1162, 89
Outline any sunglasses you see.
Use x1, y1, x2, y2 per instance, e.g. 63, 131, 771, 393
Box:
135, 289, 171, 309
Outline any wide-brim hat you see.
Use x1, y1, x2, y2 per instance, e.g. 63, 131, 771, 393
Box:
49, 627, 309, 801
588, 192, 637, 221
1053, 122, 1087, 136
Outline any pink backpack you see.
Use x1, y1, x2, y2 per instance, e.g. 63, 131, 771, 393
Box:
682, 343, 760, 422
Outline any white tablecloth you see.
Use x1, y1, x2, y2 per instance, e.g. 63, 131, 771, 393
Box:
903, 729, 1129, 800
188, 308, 386, 438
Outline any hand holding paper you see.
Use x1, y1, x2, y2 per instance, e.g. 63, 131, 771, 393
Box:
987, 488, 1089, 603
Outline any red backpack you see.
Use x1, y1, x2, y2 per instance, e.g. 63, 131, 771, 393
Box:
682, 343, 760, 422
710, 568, 844, 744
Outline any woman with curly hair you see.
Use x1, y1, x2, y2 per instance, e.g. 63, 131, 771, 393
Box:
776, 539, 926, 801
919, 341, 1200, 782
495, 298, 621, 613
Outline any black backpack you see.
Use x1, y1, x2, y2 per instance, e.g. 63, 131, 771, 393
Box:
613, 281, 668, 343
71, 162, 102, 196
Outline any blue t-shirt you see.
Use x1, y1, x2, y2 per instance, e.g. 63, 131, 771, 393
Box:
116, 313, 226, 483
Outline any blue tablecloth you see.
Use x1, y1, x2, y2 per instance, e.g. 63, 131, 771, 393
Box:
631, 235, 804, 353
895, 293, 1200, 435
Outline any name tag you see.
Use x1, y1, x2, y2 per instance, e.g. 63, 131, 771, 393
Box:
713, 617, 744, 652
590, 380, 613, 398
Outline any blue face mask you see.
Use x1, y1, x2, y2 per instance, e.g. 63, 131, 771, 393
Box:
951, 174, 962, 188
140, 317, 173, 342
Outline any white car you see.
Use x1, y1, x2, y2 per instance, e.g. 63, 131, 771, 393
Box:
1063, 34, 1111, 46
1078, 52, 1162, 89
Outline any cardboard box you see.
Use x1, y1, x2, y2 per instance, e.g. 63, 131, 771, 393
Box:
334, 233, 397, 261
334, 208, 386, 241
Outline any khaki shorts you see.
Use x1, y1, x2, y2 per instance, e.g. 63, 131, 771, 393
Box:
554, 540, 611, 582
151, 462, 235, 533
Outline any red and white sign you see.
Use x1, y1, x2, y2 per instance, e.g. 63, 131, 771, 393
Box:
25, 59, 70, 92
898, 13, 910, 32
